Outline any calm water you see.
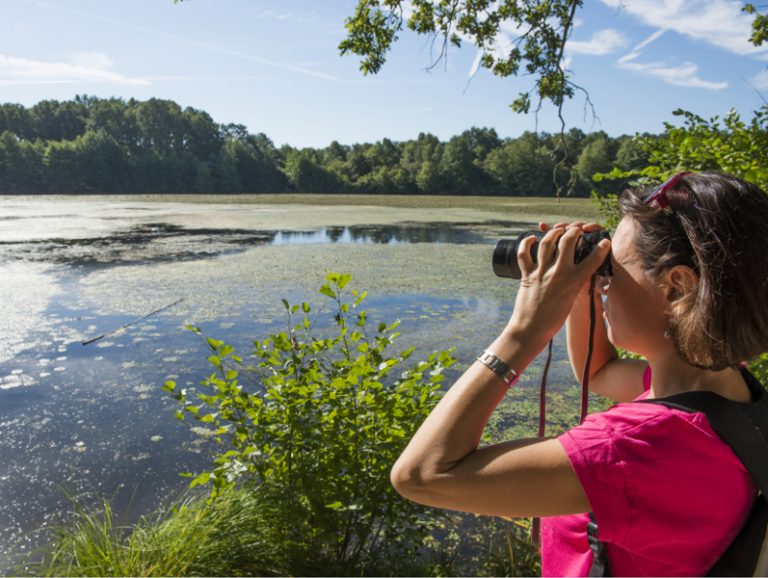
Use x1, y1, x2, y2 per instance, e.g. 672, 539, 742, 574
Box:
0, 197, 583, 570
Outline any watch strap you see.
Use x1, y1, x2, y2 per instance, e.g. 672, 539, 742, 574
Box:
477, 349, 520, 387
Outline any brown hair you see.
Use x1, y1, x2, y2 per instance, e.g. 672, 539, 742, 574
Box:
618, 171, 768, 370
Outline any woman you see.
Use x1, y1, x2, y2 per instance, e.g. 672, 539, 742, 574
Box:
390, 171, 768, 576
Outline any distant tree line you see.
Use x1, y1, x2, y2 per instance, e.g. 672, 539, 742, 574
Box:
0, 96, 651, 196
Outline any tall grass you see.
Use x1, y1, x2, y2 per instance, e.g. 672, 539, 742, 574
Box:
25, 487, 288, 577
24, 486, 541, 577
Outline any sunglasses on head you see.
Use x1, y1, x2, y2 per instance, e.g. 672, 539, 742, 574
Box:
643, 171, 701, 271
644, 171, 692, 213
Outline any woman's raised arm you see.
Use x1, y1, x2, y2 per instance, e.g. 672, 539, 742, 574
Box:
390, 226, 610, 518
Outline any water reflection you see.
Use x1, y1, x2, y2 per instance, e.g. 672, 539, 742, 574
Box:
0, 201, 553, 572
272, 223, 488, 245
0, 221, 496, 268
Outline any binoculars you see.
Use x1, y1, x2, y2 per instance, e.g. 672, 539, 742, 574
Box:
492, 230, 612, 279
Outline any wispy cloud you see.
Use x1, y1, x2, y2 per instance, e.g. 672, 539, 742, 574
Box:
749, 68, 768, 90
626, 29, 666, 56
568, 29, 628, 55
619, 56, 728, 90
615, 29, 727, 90
0, 52, 150, 86
600, 0, 768, 58
466, 17, 525, 78
31, 0, 341, 82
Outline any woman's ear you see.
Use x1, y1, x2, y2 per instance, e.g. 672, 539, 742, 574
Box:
660, 265, 699, 304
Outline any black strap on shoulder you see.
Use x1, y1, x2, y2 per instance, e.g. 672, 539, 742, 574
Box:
637, 367, 768, 498
637, 367, 768, 577
588, 367, 768, 577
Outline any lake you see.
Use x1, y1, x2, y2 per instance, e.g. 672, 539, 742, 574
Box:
0, 194, 599, 570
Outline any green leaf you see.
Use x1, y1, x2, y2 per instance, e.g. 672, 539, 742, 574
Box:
189, 472, 211, 488
319, 283, 336, 299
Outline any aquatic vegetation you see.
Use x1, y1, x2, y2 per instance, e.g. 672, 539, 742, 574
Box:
0, 196, 594, 574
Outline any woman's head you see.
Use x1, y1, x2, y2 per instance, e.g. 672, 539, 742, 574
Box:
617, 171, 768, 370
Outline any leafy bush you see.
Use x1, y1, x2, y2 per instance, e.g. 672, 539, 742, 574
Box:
165, 272, 457, 573
591, 107, 768, 384
592, 106, 768, 229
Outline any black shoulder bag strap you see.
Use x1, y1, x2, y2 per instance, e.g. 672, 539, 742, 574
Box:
639, 368, 768, 577
588, 367, 768, 577
638, 368, 768, 498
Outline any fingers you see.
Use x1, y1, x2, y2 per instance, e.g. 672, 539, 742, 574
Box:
534, 227, 565, 273
516, 234, 539, 276
520, 225, 610, 278
542, 221, 604, 233
559, 227, 612, 275
554, 226, 583, 263
555, 226, 611, 275
581, 222, 604, 233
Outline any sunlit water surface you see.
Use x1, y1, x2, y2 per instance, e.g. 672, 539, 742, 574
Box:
0, 197, 587, 570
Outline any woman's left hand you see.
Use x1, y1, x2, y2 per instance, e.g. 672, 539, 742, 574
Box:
505, 224, 611, 350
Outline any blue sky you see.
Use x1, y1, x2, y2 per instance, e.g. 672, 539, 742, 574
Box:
2, 0, 768, 148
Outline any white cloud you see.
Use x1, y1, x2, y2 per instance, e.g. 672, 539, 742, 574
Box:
31, 0, 340, 82
467, 16, 526, 78
619, 56, 728, 90
617, 30, 665, 65
600, 0, 768, 58
0, 52, 150, 86
613, 24, 727, 90
568, 28, 628, 55
69, 51, 114, 70
633, 29, 667, 53
749, 68, 768, 90
463, 1, 729, 92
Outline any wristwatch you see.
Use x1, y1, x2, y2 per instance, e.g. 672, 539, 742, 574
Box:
477, 349, 520, 387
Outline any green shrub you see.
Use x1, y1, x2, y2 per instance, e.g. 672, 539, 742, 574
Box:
29, 273, 543, 577
592, 107, 768, 228
749, 353, 768, 387
165, 272, 457, 573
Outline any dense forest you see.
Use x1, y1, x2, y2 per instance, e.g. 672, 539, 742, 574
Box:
0, 96, 651, 196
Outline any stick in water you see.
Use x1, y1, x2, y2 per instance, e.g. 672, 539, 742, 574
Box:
82, 298, 185, 346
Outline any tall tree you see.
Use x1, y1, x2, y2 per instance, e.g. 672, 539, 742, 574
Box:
484, 132, 555, 196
